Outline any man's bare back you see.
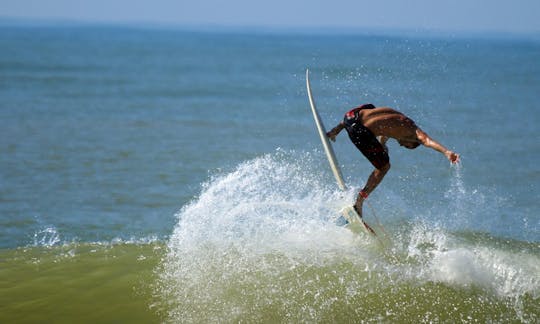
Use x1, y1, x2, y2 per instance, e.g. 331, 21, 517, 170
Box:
359, 107, 418, 140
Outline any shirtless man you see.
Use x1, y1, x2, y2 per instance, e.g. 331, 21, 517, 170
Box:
327, 104, 460, 217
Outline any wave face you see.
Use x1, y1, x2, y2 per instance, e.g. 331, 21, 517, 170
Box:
155, 150, 539, 322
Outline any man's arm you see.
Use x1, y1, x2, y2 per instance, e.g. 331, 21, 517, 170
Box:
416, 129, 460, 163
327, 122, 345, 142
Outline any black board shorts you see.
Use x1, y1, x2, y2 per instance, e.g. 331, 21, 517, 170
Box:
345, 122, 389, 170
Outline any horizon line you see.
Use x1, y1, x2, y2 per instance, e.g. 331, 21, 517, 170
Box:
1, 16, 539, 41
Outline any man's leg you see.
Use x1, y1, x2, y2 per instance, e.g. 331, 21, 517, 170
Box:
354, 162, 390, 216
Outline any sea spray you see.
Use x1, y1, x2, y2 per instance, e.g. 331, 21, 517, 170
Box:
32, 226, 61, 247
154, 150, 539, 322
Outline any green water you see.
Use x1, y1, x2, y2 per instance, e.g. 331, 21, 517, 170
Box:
0, 243, 164, 323
155, 239, 539, 323
1, 240, 538, 323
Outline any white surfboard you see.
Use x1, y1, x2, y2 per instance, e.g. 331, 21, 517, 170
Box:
306, 69, 346, 191
306, 69, 376, 236
340, 206, 376, 235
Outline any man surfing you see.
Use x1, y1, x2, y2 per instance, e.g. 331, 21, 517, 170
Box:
327, 104, 460, 217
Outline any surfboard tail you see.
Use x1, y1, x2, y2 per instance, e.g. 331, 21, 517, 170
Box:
340, 206, 377, 236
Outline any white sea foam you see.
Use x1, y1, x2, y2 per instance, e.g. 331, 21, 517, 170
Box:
33, 226, 61, 247
167, 150, 368, 261
157, 150, 540, 322
30, 224, 161, 249
400, 221, 540, 301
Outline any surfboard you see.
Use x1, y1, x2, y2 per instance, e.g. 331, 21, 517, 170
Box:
306, 69, 346, 191
340, 206, 376, 235
305, 69, 376, 236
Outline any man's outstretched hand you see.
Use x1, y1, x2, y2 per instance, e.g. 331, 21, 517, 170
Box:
446, 151, 460, 164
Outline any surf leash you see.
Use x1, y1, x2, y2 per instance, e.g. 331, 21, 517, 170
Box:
364, 198, 389, 241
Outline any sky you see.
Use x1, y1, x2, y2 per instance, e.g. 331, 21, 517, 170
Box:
1, 0, 539, 34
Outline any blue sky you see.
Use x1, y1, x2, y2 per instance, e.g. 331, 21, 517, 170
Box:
1, 0, 539, 33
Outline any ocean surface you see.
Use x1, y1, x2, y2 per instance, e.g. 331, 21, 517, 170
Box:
0, 23, 539, 323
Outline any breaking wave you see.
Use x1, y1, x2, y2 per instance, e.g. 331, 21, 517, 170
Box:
154, 150, 539, 322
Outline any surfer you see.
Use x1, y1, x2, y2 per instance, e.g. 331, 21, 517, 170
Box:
327, 104, 460, 217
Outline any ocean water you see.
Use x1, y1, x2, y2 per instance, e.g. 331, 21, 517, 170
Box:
0, 24, 539, 323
